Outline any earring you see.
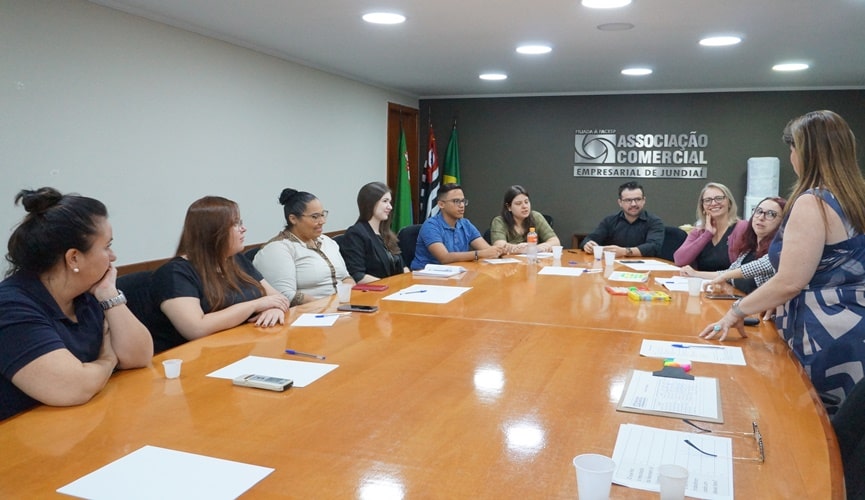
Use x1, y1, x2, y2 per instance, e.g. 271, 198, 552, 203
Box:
73, 268, 79, 273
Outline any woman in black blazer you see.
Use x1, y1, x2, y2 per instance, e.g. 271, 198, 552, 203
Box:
339, 182, 408, 283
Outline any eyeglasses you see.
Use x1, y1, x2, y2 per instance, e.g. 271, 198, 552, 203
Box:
701, 195, 727, 206
682, 419, 764, 463
444, 198, 469, 207
620, 197, 645, 205
300, 210, 329, 222
752, 206, 779, 220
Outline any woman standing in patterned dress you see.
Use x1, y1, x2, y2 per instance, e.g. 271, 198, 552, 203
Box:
700, 110, 865, 406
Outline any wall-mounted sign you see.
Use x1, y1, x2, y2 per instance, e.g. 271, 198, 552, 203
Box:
574, 129, 708, 178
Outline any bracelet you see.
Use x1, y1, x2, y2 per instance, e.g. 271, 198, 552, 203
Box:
731, 299, 747, 318
474, 250, 478, 261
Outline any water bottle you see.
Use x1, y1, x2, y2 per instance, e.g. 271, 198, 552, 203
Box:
526, 226, 538, 264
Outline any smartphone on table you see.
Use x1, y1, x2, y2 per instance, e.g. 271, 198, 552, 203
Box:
337, 304, 379, 313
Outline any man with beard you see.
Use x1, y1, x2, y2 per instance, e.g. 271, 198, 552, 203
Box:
581, 181, 665, 257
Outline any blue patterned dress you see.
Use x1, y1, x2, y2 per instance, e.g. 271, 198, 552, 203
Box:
769, 188, 865, 403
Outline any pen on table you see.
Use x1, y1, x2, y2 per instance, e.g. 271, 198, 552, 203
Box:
672, 343, 724, 349
584, 269, 603, 273
314, 312, 351, 318
566, 249, 581, 254
285, 349, 327, 360
400, 290, 427, 295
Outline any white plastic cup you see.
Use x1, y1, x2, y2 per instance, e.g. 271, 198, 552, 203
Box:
573, 454, 615, 500
593, 245, 604, 261
687, 277, 703, 297
551, 245, 563, 258
162, 359, 182, 379
604, 250, 616, 266
658, 464, 689, 500
336, 283, 352, 303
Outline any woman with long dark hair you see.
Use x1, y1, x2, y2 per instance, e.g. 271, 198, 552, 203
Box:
489, 185, 560, 254
149, 196, 289, 353
0, 187, 152, 420
339, 182, 407, 283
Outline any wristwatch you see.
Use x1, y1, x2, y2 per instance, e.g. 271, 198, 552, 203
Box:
731, 299, 747, 318
100, 290, 127, 310
626, 247, 633, 256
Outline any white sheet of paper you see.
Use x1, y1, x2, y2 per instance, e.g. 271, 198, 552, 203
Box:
290, 313, 344, 327
640, 339, 746, 366
620, 260, 681, 271
207, 355, 338, 387
483, 258, 521, 264
382, 284, 471, 304
621, 369, 720, 420
611, 424, 734, 500
655, 276, 710, 292
537, 266, 585, 276
57, 445, 273, 500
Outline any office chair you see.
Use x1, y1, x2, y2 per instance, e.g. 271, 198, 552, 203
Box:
397, 224, 422, 267
116, 271, 159, 329
659, 226, 687, 262
832, 378, 865, 499
244, 246, 261, 262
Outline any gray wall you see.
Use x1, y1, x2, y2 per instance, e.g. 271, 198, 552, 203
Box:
421, 91, 865, 247
1, 0, 417, 270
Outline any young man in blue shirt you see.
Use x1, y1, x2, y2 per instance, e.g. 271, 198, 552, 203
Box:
411, 184, 504, 269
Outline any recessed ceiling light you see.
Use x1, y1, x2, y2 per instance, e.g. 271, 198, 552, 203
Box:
699, 36, 742, 47
479, 73, 508, 81
597, 22, 635, 31
516, 45, 552, 55
621, 67, 652, 76
362, 12, 406, 24
582, 0, 632, 8
773, 62, 809, 72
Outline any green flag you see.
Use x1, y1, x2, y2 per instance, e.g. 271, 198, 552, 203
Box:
392, 127, 413, 232
442, 125, 460, 185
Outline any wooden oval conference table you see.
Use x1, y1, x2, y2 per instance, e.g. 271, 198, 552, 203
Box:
0, 253, 842, 499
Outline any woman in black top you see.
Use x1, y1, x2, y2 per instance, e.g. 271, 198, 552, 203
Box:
339, 182, 408, 283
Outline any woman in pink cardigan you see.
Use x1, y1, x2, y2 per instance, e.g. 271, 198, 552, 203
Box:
674, 182, 740, 271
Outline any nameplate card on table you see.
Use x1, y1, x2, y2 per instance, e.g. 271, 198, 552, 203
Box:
207, 355, 338, 387
57, 445, 273, 500
617, 369, 723, 423
412, 264, 466, 277
640, 339, 746, 366
483, 257, 521, 264
611, 424, 734, 500
382, 284, 471, 304
538, 266, 585, 277
607, 271, 649, 283
618, 260, 681, 272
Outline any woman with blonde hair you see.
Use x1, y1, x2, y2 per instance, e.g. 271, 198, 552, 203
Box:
674, 182, 739, 271
150, 196, 289, 353
701, 110, 865, 406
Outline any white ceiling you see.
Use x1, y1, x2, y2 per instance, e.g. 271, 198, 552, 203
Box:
90, 0, 865, 98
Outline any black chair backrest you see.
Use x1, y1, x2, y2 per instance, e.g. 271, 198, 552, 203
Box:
833, 378, 865, 499
483, 228, 492, 244
398, 224, 422, 267
659, 226, 687, 261
541, 213, 553, 228
117, 271, 159, 329
332, 233, 345, 247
